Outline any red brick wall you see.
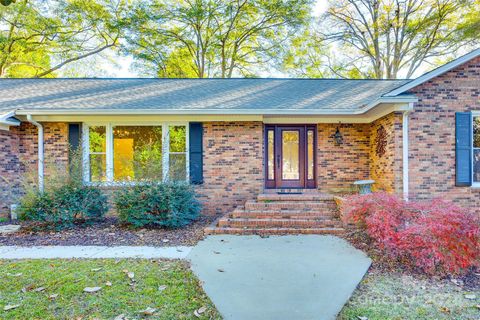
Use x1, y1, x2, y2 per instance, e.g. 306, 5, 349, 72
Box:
0, 122, 69, 218
317, 123, 371, 193
369, 113, 403, 193
407, 55, 480, 212
196, 122, 264, 215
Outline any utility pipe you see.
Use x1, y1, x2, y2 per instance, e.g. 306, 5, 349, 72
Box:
26, 115, 44, 192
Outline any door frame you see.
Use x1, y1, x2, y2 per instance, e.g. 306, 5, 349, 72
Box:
264, 124, 317, 189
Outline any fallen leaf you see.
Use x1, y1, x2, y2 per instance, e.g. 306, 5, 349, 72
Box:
83, 287, 102, 293
21, 284, 35, 293
113, 314, 126, 320
357, 317, 368, 320
49, 294, 59, 300
105, 281, 112, 287
3, 304, 20, 311
122, 269, 129, 273
162, 238, 170, 243
91, 268, 102, 272
33, 287, 46, 292
158, 285, 167, 291
139, 307, 157, 315
440, 306, 450, 314
476, 304, 480, 310
127, 272, 135, 279
464, 294, 477, 300
7, 273, 22, 277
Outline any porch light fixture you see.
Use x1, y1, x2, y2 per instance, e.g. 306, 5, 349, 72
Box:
331, 124, 344, 145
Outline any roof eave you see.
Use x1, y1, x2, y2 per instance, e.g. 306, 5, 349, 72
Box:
384, 48, 480, 96
13, 96, 417, 117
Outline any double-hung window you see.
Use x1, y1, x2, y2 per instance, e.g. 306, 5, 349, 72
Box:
473, 114, 480, 186
83, 123, 188, 184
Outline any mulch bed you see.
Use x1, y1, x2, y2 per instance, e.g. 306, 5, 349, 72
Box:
0, 215, 217, 247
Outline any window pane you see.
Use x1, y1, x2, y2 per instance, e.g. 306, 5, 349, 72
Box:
113, 126, 163, 181
474, 149, 480, 183
267, 130, 274, 180
282, 130, 299, 180
169, 126, 186, 152
89, 126, 106, 153
90, 154, 106, 182
474, 117, 480, 148
307, 130, 314, 180
169, 153, 186, 181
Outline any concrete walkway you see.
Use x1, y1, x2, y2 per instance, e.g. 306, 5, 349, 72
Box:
0, 245, 191, 259
188, 235, 371, 320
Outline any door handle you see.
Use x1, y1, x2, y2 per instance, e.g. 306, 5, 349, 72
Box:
276, 154, 280, 168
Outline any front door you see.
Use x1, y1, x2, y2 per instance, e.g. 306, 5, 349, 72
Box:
265, 125, 316, 189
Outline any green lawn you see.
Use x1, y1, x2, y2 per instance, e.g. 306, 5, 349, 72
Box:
338, 269, 480, 320
0, 259, 220, 319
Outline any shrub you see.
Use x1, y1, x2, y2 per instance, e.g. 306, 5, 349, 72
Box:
19, 184, 108, 230
114, 182, 201, 228
342, 192, 480, 276
18, 147, 108, 230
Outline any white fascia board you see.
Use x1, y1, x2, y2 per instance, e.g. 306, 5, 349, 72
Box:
385, 48, 480, 97
14, 96, 417, 117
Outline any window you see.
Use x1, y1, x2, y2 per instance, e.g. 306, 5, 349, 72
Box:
84, 123, 188, 184
473, 116, 480, 185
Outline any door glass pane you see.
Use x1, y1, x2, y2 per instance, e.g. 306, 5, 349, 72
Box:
267, 130, 274, 180
282, 130, 299, 180
307, 130, 314, 180
113, 126, 163, 181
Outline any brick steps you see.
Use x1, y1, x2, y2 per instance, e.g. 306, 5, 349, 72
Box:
205, 191, 345, 236
218, 217, 343, 228
245, 201, 336, 211
204, 226, 345, 235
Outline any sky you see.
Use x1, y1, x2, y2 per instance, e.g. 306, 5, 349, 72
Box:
102, 0, 330, 78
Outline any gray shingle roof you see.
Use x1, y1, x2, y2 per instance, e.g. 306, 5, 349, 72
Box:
0, 78, 410, 115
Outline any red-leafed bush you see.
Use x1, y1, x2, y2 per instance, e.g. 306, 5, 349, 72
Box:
342, 192, 480, 276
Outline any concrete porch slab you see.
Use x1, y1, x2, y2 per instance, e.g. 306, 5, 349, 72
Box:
188, 235, 371, 320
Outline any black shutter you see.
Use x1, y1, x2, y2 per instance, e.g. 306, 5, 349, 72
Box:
189, 122, 203, 184
455, 112, 472, 186
68, 123, 81, 153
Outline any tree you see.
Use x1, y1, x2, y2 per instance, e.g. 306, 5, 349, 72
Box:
123, 0, 312, 78
0, 0, 126, 78
288, 0, 477, 79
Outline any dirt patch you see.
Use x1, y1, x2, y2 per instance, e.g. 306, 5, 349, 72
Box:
0, 215, 217, 247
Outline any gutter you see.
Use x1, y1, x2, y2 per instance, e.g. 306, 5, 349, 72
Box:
26, 115, 44, 192
0, 111, 21, 130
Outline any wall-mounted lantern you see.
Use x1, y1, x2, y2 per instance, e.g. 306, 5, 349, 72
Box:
331, 124, 344, 145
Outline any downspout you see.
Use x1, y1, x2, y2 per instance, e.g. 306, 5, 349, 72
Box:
26, 115, 44, 192
402, 106, 411, 201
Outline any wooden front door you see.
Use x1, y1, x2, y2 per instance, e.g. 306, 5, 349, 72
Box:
265, 125, 316, 189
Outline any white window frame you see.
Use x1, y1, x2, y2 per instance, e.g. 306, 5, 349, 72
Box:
472, 112, 480, 188
82, 122, 189, 185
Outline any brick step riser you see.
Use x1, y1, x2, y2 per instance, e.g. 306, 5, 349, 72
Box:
218, 220, 343, 228
231, 213, 338, 219
245, 202, 337, 211
257, 195, 334, 202
204, 227, 345, 236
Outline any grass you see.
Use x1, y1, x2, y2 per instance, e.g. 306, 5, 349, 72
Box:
338, 269, 480, 320
0, 259, 220, 319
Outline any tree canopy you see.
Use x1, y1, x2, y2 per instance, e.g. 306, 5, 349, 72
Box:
0, 0, 126, 78
0, 0, 479, 79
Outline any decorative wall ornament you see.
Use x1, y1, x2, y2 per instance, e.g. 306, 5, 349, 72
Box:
375, 126, 387, 157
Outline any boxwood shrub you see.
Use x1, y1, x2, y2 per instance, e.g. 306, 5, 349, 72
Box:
114, 182, 201, 228
19, 184, 108, 230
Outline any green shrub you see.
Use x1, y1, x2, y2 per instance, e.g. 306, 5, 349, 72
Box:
114, 182, 201, 228
19, 184, 108, 230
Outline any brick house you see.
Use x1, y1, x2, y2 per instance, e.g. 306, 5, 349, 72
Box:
0, 48, 479, 234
